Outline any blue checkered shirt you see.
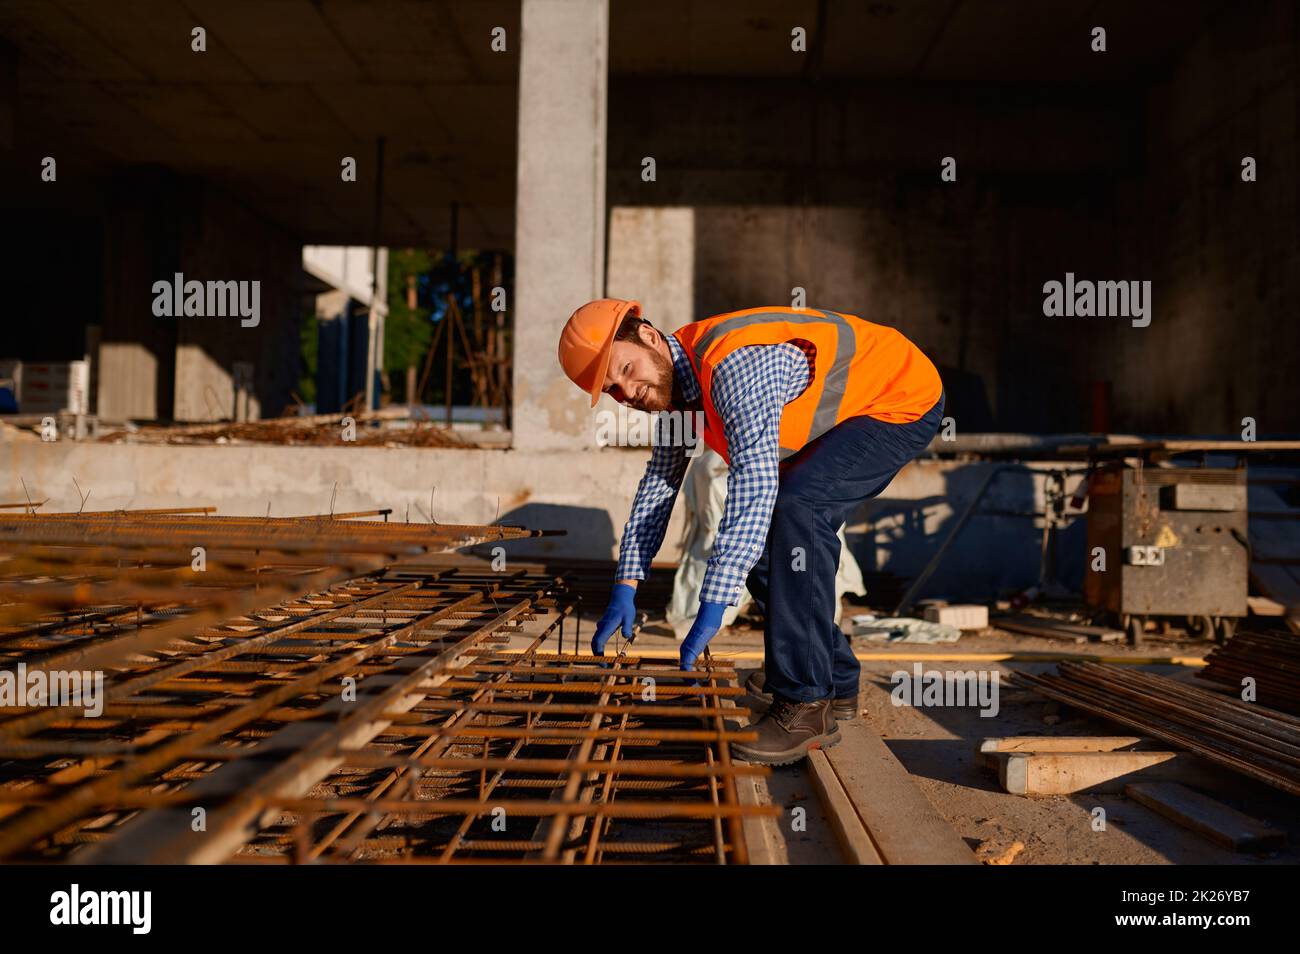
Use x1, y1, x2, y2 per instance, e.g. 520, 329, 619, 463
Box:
615, 332, 813, 606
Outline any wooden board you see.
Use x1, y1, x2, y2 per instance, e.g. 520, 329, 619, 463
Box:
977, 735, 1145, 770
1246, 595, 1287, 616
1249, 565, 1300, 634
821, 719, 977, 864
733, 770, 783, 865
996, 750, 1228, 796
719, 678, 782, 865
807, 749, 883, 865
992, 613, 1123, 644
1125, 781, 1285, 852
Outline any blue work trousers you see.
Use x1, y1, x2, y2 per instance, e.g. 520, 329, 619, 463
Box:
745, 395, 945, 702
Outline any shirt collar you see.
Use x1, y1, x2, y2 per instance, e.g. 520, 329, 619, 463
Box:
665, 332, 701, 406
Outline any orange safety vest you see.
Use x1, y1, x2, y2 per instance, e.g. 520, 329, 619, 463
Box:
672, 307, 942, 464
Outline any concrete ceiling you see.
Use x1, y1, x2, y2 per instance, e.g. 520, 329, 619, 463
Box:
0, 0, 1221, 250
0, 0, 521, 249
611, 0, 1221, 81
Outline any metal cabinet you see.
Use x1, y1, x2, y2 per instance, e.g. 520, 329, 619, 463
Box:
1084, 464, 1247, 644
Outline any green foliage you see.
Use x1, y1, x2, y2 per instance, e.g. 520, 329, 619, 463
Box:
297, 306, 317, 405
381, 247, 513, 408
385, 250, 433, 400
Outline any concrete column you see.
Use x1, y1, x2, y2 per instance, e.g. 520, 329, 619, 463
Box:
512, 0, 608, 451
98, 176, 182, 421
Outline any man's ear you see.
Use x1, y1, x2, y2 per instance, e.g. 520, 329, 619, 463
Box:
637, 321, 659, 348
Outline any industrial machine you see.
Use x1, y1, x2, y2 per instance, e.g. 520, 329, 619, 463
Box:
1084, 463, 1248, 645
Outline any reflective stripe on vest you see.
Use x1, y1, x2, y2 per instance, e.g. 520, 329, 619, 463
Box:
673, 307, 941, 464
688, 309, 854, 460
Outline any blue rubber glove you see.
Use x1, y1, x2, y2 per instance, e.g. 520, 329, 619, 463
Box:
680, 600, 728, 671
591, 583, 638, 656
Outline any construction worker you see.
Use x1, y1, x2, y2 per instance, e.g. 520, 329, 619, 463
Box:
557, 300, 944, 764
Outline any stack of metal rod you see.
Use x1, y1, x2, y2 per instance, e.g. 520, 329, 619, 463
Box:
0, 508, 534, 556
1014, 661, 1300, 797
0, 508, 544, 677
0, 509, 774, 864
1198, 629, 1300, 716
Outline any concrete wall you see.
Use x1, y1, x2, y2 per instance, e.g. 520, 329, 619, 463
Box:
1109, 0, 1300, 434
6, 442, 670, 564
603, 6, 1300, 436
170, 184, 303, 422
1, 440, 1062, 603
605, 76, 1137, 434
606, 206, 695, 332
98, 173, 183, 420
86, 174, 302, 423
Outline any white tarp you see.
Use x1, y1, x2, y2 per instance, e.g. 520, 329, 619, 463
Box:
851, 615, 962, 643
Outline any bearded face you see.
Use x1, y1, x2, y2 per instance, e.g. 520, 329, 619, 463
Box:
601, 329, 675, 413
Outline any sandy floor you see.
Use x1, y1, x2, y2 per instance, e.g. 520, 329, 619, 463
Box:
616, 607, 1300, 865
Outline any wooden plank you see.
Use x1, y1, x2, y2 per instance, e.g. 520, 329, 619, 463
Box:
1249, 565, 1300, 634
1155, 440, 1300, 452
720, 690, 782, 865
982, 735, 1147, 752
733, 771, 782, 865
997, 750, 1230, 796
824, 719, 977, 864
807, 749, 883, 865
993, 613, 1123, 644
977, 735, 1145, 769
1001, 750, 1173, 795
992, 617, 1085, 644
1246, 595, 1286, 616
1125, 781, 1285, 852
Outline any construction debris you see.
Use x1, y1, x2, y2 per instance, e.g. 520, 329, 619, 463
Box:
0, 420, 39, 443
976, 839, 1025, 865
993, 612, 1124, 644
851, 615, 961, 643
94, 406, 470, 447
1014, 662, 1300, 797
921, 603, 989, 630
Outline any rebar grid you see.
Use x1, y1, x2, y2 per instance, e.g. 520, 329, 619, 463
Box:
0, 520, 775, 864
257, 635, 773, 865
0, 510, 542, 673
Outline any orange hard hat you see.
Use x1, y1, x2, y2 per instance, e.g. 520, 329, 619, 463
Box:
557, 298, 642, 407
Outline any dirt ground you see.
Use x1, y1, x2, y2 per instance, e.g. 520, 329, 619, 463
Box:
621, 606, 1300, 865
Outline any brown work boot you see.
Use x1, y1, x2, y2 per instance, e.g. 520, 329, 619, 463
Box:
745, 669, 859, 722
732, 696, 840, 766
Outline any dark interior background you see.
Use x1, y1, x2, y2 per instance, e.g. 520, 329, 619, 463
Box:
1, 0, 1295, 433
